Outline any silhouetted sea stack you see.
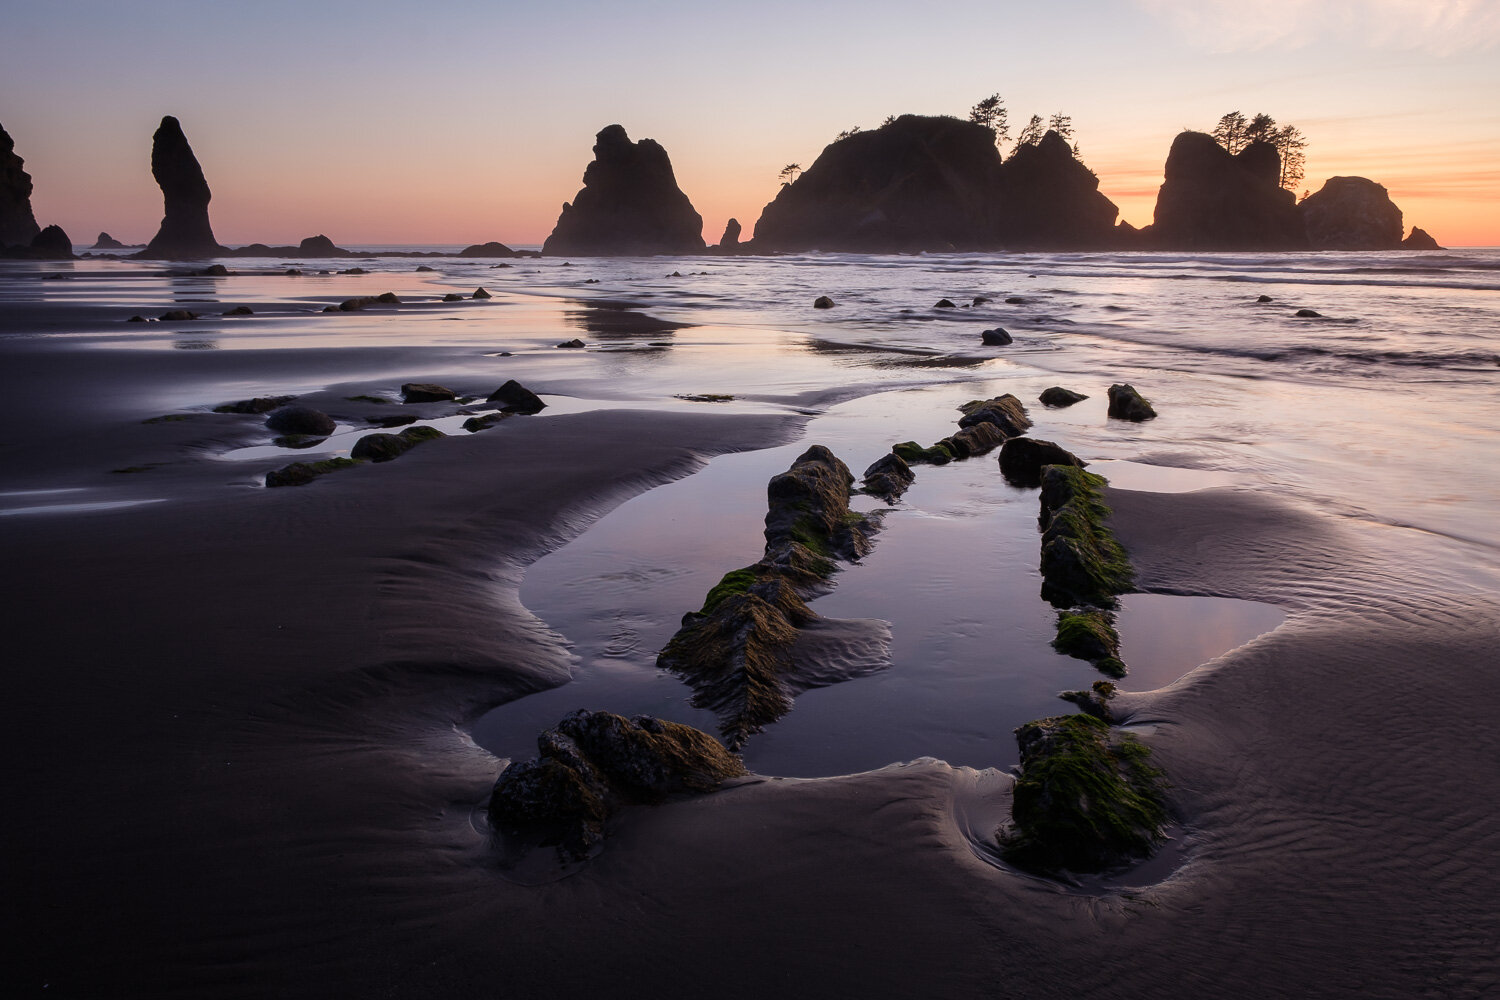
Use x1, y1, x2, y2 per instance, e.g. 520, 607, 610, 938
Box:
459, 241, 524, 258
30, 225, 74, 259
139, 116, 226, 259
542, 125, 705, 256
717, 218, 741, 251
1403, 226, 1443, 250
0, 122, 41, 248
999, 130, 1120, 248
92, 232, 127, 249
753, 115, 1006, 252
1145, 131, 1305, 250
1300, 176, 1404, 250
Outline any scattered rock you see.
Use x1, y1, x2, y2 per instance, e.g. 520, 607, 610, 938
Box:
859, 452, 914, 501
222, 305, 252, 316
197, 264, 230, 276
998, 437, 1087, 488
472, 287, 492, 299
159, 309, 199, 321
542, 124, 706, 256
463, 413, 508, 433
957, 394, 1033, 438
998, 713, 1166, 875
947, 421, 1007, 457
272, 433, 325, 449
265, 457, 358, 488
813, 295, 835, 309
442, 293, 464, 301
341, 267, 368, 275
138, 116, 226, 259
400, 382, 457, 403
126, 315, 147, 323
416, 265, 435, 272
1106, 383, 1156, 421
349, 425, 443, 462
972, 296, 992, 306
935, 298, 956, 309
1402, 226, 1442, 250
556, 338, 586, 349
1037, 465, 1132, 608
488, 710, 745, 861
892, 440, 955, 466
981, 327, 1013, 346
213, 395, 296, 414
1038, 386, 1087, 407
1295, 308, 1322, 318
486, 379, 546, 414
1256, 294, 1273, 303
265, 405, 336, 436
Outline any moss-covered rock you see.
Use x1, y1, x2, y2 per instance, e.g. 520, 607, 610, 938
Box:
264, 456, 358, 488
1053, 609, 1120, 662
1106, 383, 1156, 421
1000, 713, 1167, 875
764, 445, 874, 562
350, 425, 444, 462
214, 395, 297, 414
860, 452, 915, 500
957, 393, 1032, 438
1039, 386, 1088, 407
1059, 680, 1117, 721
400, 381, 456, 403
892, 440, 954, 466
998, 436, 1086, 488
1038, 465, 1132, 608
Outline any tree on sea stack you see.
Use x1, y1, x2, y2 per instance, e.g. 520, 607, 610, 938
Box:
969, 93, 1010, 150
1014, 114, 1045, 151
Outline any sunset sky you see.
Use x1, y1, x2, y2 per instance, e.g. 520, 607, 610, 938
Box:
4, 0, 1498, 247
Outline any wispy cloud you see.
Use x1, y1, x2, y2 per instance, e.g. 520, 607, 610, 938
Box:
1135, 0, 1500, 54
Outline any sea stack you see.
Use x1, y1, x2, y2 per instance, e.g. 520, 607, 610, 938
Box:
0, 122, 41, 248
752, 115, 1006, 252
140, 116, 225, 259
1299, 176, 1404, 249
542, 124, 705, 256
1144, 131, 1306, 250
998, 130, 1121, 248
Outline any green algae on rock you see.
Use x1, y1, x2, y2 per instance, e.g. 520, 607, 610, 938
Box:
264, 456, 359, 488
1038, 465, 1132, 608
1000, 712, 1167, 875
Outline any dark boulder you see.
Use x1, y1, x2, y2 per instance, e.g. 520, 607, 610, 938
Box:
221, 305, 253, 316
957, 394, 1032, 438
947, 421, 1007, 457
764, 445, 873, 563
350, 425, 443, 462
981, 327, 1012, 346
998, 437, 1087, 488
264, 457, 357, 488
752, 115, 1005, 252
0, 122, 40, 248
813, 295, 835, 309
486, 379, 546, 414
298, 234, 343, 256
401, 382, 456, 403
1106, 383, 1156, 421
472, 287, 492, 299
542, 124, 705, 256
1039, 386, 1087, 407
488, 710, 745, 861
999, 130, 1120, 248
1144, 132, 1305, 250
1295, 308, 1322, 318
266, 405, 336, 436
158, 309, 198, 321
1403, 226, 1442, 250
860, 452, 915, 501
1299, 176, 1403, 249
139, 116, 226, 259
935, 298, 957, 309
556, 338, 585, 349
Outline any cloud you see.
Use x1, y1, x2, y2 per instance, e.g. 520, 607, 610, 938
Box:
1135, 0, 1500, 54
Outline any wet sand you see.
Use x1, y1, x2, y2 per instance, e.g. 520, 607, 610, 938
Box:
2, 260, 1497, 997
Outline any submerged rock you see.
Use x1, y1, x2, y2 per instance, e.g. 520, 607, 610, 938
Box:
1106, 383, 1156, 421
264, 457, 358, 488
459, 241, 520, 257
998, 437, 1087, 488
489, 710, 746, 861
214, 395, 296, 414
486, 379, 546, 414
981, 327, 1013, 346
999, 713, 1166, 875
139, 116, 226, 259
1039, 386, 1088, 408
265, 405, 336, 436
542, 124, 705, 256
859, 452, 915, 501
349, 425, 443, 462
401, 382, 456, 403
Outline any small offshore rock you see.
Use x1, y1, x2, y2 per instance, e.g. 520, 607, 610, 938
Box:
222, 305, 252, 316
949, 421, 1007, 457
981, 327, 1013, 346
1004, 296, 1026, 304
265, 405, 336, 436
957, 394, 1032, 438
934, 298, 956, 308
557, 338, 586, 349
198, 264, 230, 276
1295, 308, 1322, 318
1256, 294, 1273, 303
463, 413, 508, 433
442, 293, 464, 302
472, 287, 492, 299
999, 437, 1087, 488
813, 295, 835, 309
416, 265, 436, 272
159, 309, 198, 321
1039, 386, 1087, 408
486, 379, 546, 414
401, 382, 457, 403
1106, 383, 1156, 422
127, 315, 147, 323
972, 296, 992, 306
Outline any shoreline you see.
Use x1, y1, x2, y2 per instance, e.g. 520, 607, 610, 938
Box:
2, 259, 1497, 997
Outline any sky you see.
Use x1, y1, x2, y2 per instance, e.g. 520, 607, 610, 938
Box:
3, 0, 1498, 246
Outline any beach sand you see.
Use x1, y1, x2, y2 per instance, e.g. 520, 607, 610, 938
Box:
2, 261, 1496, 997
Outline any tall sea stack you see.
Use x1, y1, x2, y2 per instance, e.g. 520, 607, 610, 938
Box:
140, 116, 225, 259
0, 122, 41, 248
542, 125, 705, 256
998, 130, 1120, 248
1145, 131, 1306, 250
